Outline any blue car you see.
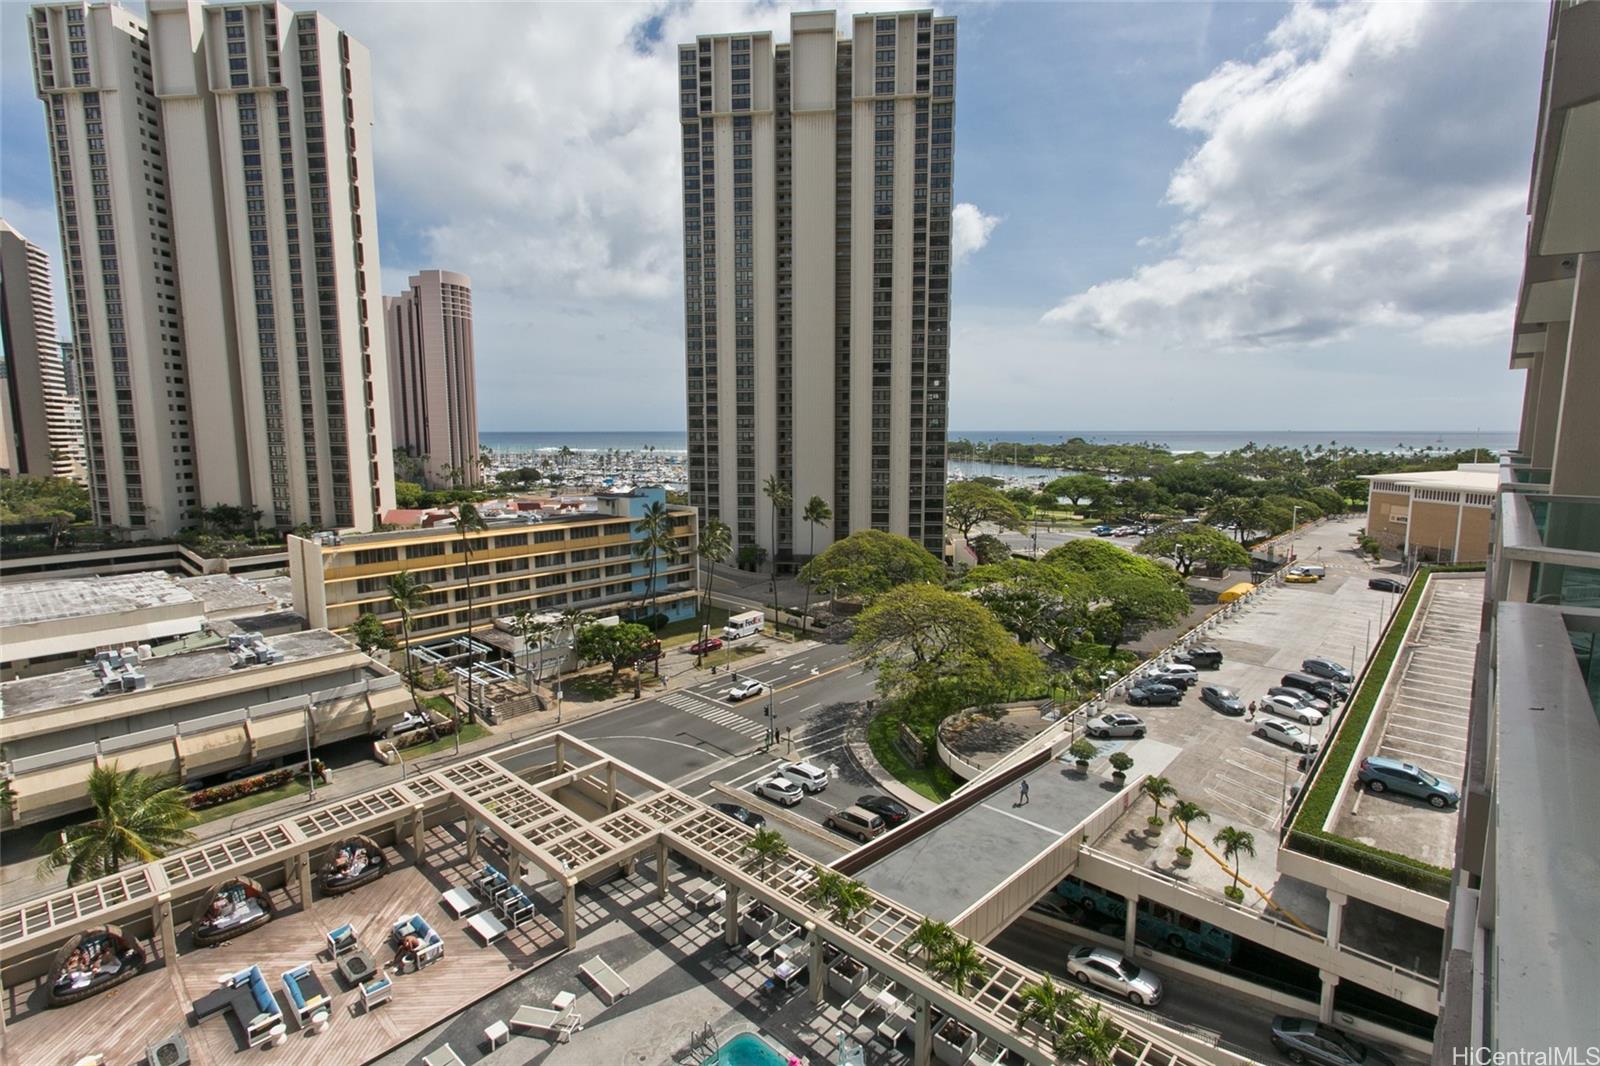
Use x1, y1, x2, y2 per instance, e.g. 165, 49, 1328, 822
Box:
1090, 525, 1114, 536
1357, 756, 1459, 808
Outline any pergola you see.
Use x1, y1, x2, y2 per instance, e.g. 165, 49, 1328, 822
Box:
0, 733, 1207, 1066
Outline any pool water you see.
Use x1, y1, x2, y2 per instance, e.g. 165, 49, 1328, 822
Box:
703, 1032, 791, 1066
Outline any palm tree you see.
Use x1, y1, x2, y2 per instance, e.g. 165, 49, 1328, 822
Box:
632, 500, 676, 625
1063, 1003, 1126, 1066
38, 764, 197, 884
1213, 825, 1257, 897
742, 828, 789, 876
829, 878, 871, 929
1170, 799, 1210, 853
908, 917, 954, 964
761, 475, 791, 621
1140, 774, 1177, 826
930, 935, 985, 996
696, 518, 732, 667
456, 503, 489, 717
1016, 974, 1080, 1042
799, 495, 831, 634
387, 570, 433, 728
510, 609, 550, 688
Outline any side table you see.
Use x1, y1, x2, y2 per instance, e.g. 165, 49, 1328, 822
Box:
484, 1020, 510, 1050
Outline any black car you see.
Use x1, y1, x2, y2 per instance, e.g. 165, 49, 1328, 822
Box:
1200, 684, 1245, 715
855, 794, 911, 828
1367, 577, 1405, 594
1270, 1016, 1395, 1066
1146, 669, 1198, 689
1172, 646, 1224, 669
1128, 682, 1183, 707
1301, 658, 1354, 684
1281, 672, 1349, 704
711, 802, 766, 829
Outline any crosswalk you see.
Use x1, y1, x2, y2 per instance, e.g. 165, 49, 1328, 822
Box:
660, 690, 767, 741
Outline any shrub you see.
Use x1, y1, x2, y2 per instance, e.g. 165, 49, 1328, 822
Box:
1108, 752, 1133, 775
186, 760, 326, 810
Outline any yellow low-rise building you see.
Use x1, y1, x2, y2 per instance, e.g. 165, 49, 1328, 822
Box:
1363, 465, 1498, 564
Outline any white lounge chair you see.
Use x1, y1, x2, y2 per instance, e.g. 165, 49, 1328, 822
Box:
422, 1044, 465, 1066
510, 1005, 582, 1042
579, 956, 631, 1004
876, 1006, 914, 1045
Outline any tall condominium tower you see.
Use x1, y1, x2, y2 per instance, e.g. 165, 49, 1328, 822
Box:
0, 220, 83, 481
384, 270, 479, 489
679, 9, 955, 562
30, 0, 393, 535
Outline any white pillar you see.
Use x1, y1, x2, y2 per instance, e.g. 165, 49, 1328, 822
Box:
1319, 970, 1340, 1024
563, 881, 578, 949
153, 895, 178, 963
723, 884, 741, 948
1552, 252, 1600, 495
808, 922, 825, 1005
1325, 890, 1346, 950
913, 994, 932, 1066
656, 840, 670, 901
412, 805, 426, 858
466, 816, 480, 864
297, 853, 314, 908
1123, 893, 1138, 956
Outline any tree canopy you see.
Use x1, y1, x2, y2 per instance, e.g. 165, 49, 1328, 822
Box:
851, 584, 1044, 709
575, 622, 656, 679
950, 559, 1096, 655
797, 529, 944, 603
1135, 522, 1251, 577
1043, 474, 1109, 507
966, 533, 1012, 566
1040, 539, 1189, 652
945, 481, 1024, 546
0, 475, 91, 526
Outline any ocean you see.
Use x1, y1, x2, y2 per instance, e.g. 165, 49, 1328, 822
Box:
482, 429, 1514, 457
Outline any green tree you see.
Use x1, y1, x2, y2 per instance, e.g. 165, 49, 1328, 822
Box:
37, 764, 197, 884
1043, 474, 1109, 509
1140, 774, 1176, 826
1171, 799, 1210, 856
762, 475, 792, 617
394, 480, 424, 508
800, 495, 832, 634
1064, 1003, 1127, 1066
575, 621, 655, 681
696, 518, 732, 666
1135, 522, 1251, 577
510, 608, 551, 686
946, 481, 1024, 549
454, 503, 490, 723
737, 542, 768, 572
742, 827, 789, 875
1213, 825, 1257, 896
1016, 974, 1081, 1043
387, 571, 433, 724
798, 529, 945, 604
967, 533, 1012, 566
852, 584, 1044, 708
930, 935, 986, 995
348, 612, 393, 655
952, 559, 1095, 654
632, 499, 677, 624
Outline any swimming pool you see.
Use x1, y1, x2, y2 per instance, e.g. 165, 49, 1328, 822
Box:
701, 1032, 790, 1066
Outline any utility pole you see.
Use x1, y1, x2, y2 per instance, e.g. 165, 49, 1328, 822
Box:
303, 695, 317, 801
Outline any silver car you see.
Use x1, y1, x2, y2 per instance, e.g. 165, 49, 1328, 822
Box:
1255, 717, 1320, 754
1262, 694, 1324, 726
1085, 712, 1146, 739
1066, 946, 1163, 1006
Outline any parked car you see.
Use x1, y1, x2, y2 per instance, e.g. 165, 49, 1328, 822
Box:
1255, 718, 1319, 753
1127, 682, 1182, 707
777, 761, 829, 793
1065, 947, 1164, 1007
711, 802, 766, 828
1091, 525, 1114, 536
1281, 672, 1349, 703
1301, 658, 1354, 683
727, 678, 766, 701
1268, 686, 1331, 713
1262, 694, 1324, 726
1086, 712, 1147, 739
1270, 1017, 1395, 1066
636, 641, 663, 663
688, 637, 724, 655
1367, 577, 1406, 594
754, 775, 803, 806
1284, 569, 1320, 584
823, 806, 886, 843
1157, 663, 1199, 684
1357, 756, 1460, 808
1172, 646, 1223, 669
855, 794, 911, 828
1146, 670, 1197, 690
372, 709, 432, 740
1200, 684, 1245, 715
1112, 526, 1138, 537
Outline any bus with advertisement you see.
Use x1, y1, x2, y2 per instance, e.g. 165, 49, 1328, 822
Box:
1043, 876, 1234, 963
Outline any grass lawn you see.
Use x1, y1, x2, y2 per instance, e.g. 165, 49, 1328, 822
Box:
692, 644, 764, 671
193, 779, 310, 825
400, 722, 492, 760
563, 669, 668, 702
866, 707, 962, 804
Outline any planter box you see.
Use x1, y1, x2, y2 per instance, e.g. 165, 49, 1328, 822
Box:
827, 958, 866, 997
740, 907, 776, 941
933, 1019, 977, 1065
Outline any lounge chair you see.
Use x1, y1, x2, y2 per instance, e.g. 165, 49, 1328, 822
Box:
422, 1044, 466, 1066
216, 965, 285, 1048
325, 924, 358, 958
876, 1006, 914, 1046
495, 886, 536, 929
391, 914, 445, 970
748, 922, 798, 962
579, 957, 630, 1005
359, 976, 393, 1011
510, 1005, 583, 1043
279, 963, 331, 1025
467, 911, 508, 945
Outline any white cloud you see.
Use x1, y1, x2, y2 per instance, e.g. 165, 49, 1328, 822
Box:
1043, 3, 1540, 351
951, 202, 1002, 265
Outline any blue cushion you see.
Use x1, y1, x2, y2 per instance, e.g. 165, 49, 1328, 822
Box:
249, 970, 275, 1015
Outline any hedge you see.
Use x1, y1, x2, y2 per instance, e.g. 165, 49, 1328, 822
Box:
1286, 567, 1467, 894
187, 760, 327, 810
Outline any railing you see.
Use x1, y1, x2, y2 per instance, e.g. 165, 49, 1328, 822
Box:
1337, 942, 1439, 989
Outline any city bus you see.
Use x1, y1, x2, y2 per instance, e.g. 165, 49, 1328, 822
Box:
1047, 876, 1234, 963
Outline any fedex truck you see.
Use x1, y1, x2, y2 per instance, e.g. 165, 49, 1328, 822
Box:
723, 610, 764, 640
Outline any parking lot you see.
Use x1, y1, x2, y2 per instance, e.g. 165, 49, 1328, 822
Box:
1330, 573, 1481, 868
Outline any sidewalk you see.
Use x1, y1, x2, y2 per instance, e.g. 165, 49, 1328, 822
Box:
0, 636, 825, 905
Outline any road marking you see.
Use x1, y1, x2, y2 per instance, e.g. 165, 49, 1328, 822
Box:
660, 691, 766, 740
979, 803, 1065, 835
780, 694, 802, 704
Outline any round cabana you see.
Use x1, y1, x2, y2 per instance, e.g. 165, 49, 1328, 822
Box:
47, 924, 146, 1007
191, 876, 276, 946
318, 834, 387, 895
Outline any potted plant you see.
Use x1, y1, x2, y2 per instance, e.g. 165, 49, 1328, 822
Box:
933, 1015, 978, 1064
1108, 752, 1133, 783
740, 900, 776, 940
1214, 825, 1256, 902
1140, 775, 1175, 836
828, 954, 866, 997
1171, 800, 1209, 869
1068, 739, 1096, 773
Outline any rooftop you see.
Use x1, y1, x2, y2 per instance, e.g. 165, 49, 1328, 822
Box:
1363, 466, 1500, 493
173, 573, 285, 615
0, 570, 199, 628
0, 628, 359, 717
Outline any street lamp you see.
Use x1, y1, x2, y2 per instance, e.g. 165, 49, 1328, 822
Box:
303, 695, 317, 802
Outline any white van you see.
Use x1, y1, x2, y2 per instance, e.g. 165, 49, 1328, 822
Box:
1297, 564, 1327, 578
723, 610, 764, 640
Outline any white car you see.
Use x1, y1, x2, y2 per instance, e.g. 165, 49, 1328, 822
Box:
754, 775, 803, 806
1065, 947, 1164, 1006
1085, 712, 1146, 739
1262, 694, 1324, 726
1158, 662, 1199, 684
727, 678, 765, 702
778, 761, 828, 793
1255, 718, 1320, 753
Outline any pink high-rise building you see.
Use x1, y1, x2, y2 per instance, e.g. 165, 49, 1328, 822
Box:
384, 270, 478, 488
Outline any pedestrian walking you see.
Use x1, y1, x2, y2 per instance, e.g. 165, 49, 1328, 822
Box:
1247, 700, 1257, 721
1018, 778, 1030, 806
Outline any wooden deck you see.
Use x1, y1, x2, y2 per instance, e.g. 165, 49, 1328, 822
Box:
1, 825, 564, 1066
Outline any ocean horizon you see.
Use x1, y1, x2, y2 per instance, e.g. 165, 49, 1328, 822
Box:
481, 428, 1515, 457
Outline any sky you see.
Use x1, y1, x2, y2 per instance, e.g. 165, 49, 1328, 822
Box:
0, 1, 1548, 433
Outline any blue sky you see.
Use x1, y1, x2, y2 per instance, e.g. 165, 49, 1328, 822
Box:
0, 2, 1547, 432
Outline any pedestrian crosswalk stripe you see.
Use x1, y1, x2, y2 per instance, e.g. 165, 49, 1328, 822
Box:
660, 691, 765, 739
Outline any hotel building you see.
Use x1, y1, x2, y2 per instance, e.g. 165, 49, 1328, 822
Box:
385, 269, 479, 489
0, 221, 83, 481
679, 9, 955, 563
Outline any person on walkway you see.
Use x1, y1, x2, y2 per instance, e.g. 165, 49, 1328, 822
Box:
1247, 700, 1257, 721
1018, 778, 1030, 806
